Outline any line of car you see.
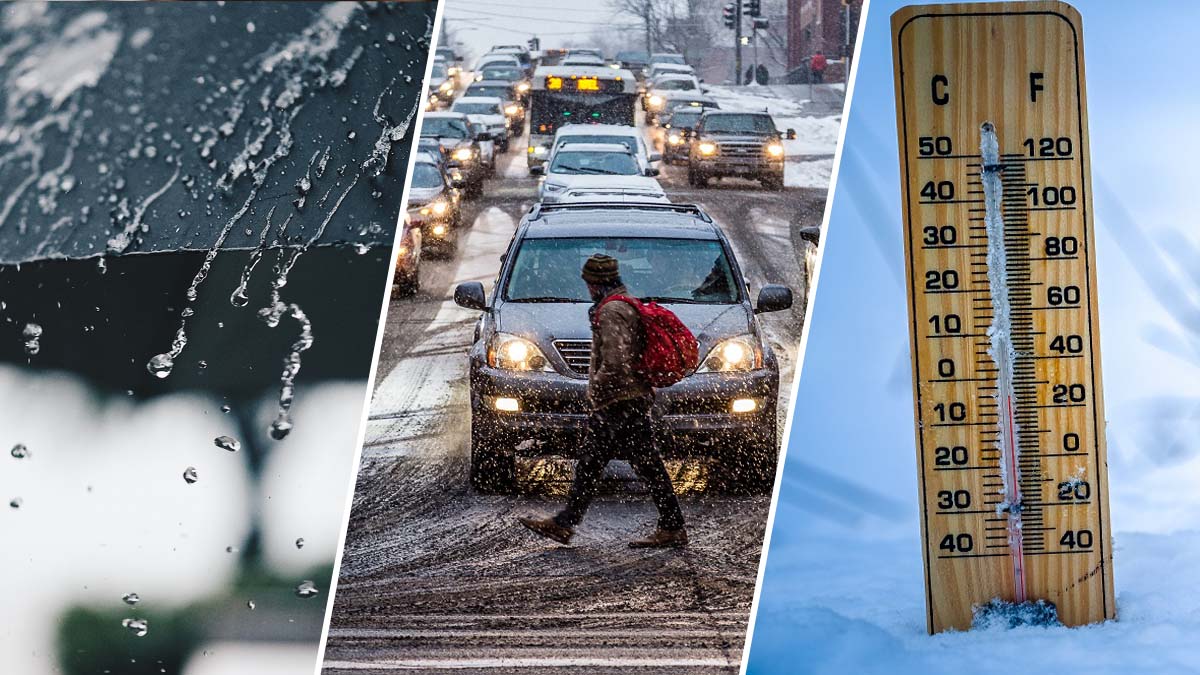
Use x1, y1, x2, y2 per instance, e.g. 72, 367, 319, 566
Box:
399, 44, 800, 495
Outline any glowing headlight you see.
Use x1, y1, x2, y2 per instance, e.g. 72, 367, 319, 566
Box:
668, 133, 682, 145
419, 200, 449, 216
453, 148, 473, 161
609, 62, 620, 69
431, 223, 447, 236
766, 143, 785, 158
698, 142, 717, 156
648, 95, 664, 108
505, 104, 519, 116
397, 245, 409, 256
528, 145, 548, 155
517, 82, 530, 92
696, 335, 762, 373
448, 66, 460, 76
439, 80, 453, 92
487, 333, 551, 372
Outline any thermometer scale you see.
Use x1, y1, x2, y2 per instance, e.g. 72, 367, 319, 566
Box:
891, 1, 1115, 633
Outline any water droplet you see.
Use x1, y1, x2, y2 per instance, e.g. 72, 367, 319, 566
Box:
295, 538, 305, 549
181, 307, 194, 318
197, 360, 208, 369
220, 404, 231, 413
247, 600, 256, 610
269, 419, 293, 440
123, 593, 140, 606
225, 545, 237, 553
121, 618, 149, 637
9, 497, 22, 509
294, 580, 319, 598
246, 21, 256, 33
230, 289, 250, 307
346, 130, 356, 140
147, 353, 173, 378
11, 444, 29, 459
214, 435, 240, 452
22, 323, 42, 356
182, 467, 198, 484
97, 258, 107, 274
353, 242, 369, 255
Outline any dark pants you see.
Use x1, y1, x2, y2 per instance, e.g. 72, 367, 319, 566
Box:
554, 397, 686, 531
811, 69, 825, 83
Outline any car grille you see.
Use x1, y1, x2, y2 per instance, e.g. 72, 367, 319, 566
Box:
717, 141, 764, 159
553, 339, 592, 375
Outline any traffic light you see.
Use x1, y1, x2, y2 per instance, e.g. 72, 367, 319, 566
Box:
722, 3, 736, 29
744, 0, 761, 18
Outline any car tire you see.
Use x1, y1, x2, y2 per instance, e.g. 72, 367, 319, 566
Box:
717, 424, 778, 495
762, 175, 784, 191
471, 417, 517, 494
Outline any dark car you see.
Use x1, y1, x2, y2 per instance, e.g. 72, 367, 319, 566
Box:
659, 107, 710, 164
615, 50, 650, 78
687, 111, 795, 190
453, 202, 794, 494
406, 157, 463, 257
421, 112, 485, 199
657, 94, 719, 125
465, 79, 526, 128
427, 62, 455, 110
393, 214, 422, 297
477, 63, 531, 102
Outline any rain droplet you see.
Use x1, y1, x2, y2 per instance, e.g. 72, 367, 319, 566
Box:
346, 130, 356, 140
353, 243, 369, 255
247, 600, 256, 610
181, 308, 194, 318
294, 580, 319, 598
123, 592, 140, 606
197, 360, 208, 369
97, 258, 107, 275
11, 444, 29, 459
22, 323, 42, 356
295, 538, 305, 549
214, 435, 240, 452
182, 467, 198, 484
9, 497, 22, 509
246, 21, 256, 33
147, 353, 173, 378
269, 419, 293, 440
220, 404, 231, 413
121, 618, 149, 637
225, 545, 237, 554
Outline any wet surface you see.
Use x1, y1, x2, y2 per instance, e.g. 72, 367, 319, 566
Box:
323, 123, 827, 673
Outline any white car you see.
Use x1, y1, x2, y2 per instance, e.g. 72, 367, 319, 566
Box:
451, 96, 511, 152
557, 180, 670, 204
645, 75, 703, 117
647, 63, 695, 81
533, 143, 659, 203
549, 124, 661, 173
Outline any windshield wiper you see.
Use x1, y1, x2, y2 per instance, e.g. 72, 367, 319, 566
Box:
642, 296, 709, 304
509, 296, 587, 303
556, 165, 620, 175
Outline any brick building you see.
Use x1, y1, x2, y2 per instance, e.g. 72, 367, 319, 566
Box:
786, 0, 862, 81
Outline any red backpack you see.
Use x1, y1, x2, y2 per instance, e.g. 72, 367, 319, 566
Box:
595, 295, 699, 388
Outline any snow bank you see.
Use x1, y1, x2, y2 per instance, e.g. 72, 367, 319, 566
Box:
785, 157, 833, 189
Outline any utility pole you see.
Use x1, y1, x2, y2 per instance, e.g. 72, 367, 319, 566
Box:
734, 0, 743, 85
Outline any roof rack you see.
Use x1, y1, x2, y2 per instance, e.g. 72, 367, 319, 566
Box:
527, 201, 712, 223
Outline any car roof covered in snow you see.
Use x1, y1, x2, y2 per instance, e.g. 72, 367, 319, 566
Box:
521, 203, 719, 240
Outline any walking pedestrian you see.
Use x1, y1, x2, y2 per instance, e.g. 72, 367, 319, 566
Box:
810, 50, 827, 84
518, 254, 688, 548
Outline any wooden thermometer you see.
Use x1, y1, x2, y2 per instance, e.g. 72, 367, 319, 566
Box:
891, 2, 1114, 633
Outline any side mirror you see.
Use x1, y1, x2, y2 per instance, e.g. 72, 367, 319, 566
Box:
755, 284, 793, 314
786, 128, 797, 140
530, 165, 545, 176
454, 281, 488, 311
648, 151, 663, 163
644, 167, 660, 177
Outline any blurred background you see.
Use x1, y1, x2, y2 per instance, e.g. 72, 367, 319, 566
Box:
0, 2, 434, 672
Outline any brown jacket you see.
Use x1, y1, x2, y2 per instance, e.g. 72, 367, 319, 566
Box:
589, 288, 652, 408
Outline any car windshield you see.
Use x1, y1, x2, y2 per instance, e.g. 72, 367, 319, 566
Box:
704, 114, 777, 134
667, 99, 712, 112
431, 64, 447, 79
653, 54, 686, 64
616, 51, 649, 62
506, 237, 738, 303
482, 66, 522, 81
556, 135, 637, 153
468, 86, 510, 100
410, 162, 443, 189
422, 117, 469, 139
656, 79, 695, 91
454, 102, 502, 115
549, 150, 639, 175
667, 111, 702, 127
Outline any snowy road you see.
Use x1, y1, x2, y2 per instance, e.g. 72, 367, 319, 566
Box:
321, 124, 829, 673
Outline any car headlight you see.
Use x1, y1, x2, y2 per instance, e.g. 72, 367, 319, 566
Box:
517, 82, 530, 92
543, 182, 565, 192
439, 81, 453, 92
453, 147, 473, 161
668, 133, 682, 145
505, 104, 519, 116
448, 66, 460, 76
397, 245, 409, 256
766, 143, 785, 158
488, 334, 551, 372
528, 145, 548, 155
698, 142, 717, 156
419, 200, 449, 216
648, 95, 663, 108
696, 335, 762, 373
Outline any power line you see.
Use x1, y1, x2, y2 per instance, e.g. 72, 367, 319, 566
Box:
445, 6, 630, 26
